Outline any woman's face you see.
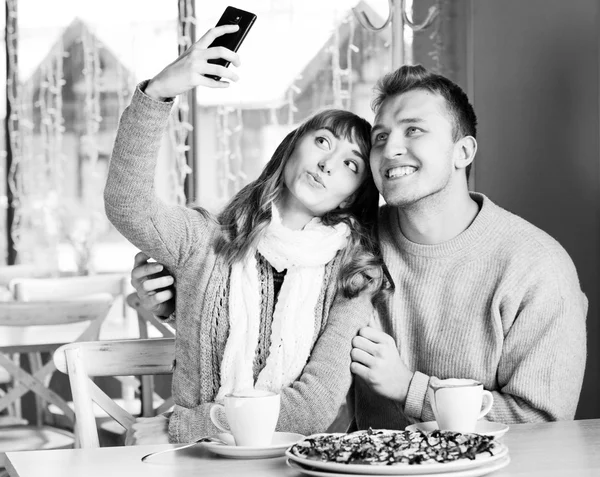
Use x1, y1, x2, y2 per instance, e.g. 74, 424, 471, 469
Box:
282, 128, 369, 219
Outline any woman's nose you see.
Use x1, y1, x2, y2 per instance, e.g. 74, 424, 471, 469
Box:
318, 160, 332, 175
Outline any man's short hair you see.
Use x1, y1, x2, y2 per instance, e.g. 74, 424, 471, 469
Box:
372, 65, 478, 181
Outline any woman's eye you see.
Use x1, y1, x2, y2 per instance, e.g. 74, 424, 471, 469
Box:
345, 160, 358, 173
316, 136, 331, 148
406, 127, 421, 136
374, 133, 387, 142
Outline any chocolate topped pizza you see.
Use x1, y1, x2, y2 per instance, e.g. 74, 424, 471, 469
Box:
289, 428, 499, 466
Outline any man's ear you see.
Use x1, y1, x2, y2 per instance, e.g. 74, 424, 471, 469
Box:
454, 136, 477, 171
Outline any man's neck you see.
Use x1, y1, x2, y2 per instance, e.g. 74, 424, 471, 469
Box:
396, 188, 480, 245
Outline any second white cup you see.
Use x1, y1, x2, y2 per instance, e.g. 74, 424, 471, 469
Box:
428, 378, 494, 433
209, 389, 280, 446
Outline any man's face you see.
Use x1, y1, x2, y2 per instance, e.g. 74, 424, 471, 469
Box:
369, 89, 459, 208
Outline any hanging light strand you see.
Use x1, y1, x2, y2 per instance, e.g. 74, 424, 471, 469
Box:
428, 0, 445, 74
166, 0, 195, 206
6, 0, 23, 255
331, 14, 356, 110
81, 30, 102, 176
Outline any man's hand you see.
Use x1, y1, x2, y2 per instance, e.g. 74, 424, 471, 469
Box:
145, 24, 241, 100
125, 415, 169, 446
131, 252, 175, 318
350, 326, 413, 403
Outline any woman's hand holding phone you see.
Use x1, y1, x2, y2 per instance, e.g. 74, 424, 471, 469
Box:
145, 25, 242, 101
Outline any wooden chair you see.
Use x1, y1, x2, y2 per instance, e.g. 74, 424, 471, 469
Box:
0, 294, 113, 469
0, 264, 47, 288
8, 275, 133, 430
9, 273, 130, 317
126, 293, 175, 419
53, 338, 175, 448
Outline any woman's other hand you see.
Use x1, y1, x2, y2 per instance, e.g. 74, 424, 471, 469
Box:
145, 25, 241, 100
125, 415, 169, 445
131, 252, 175, 318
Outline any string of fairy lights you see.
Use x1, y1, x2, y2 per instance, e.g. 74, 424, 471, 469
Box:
166, 0, 195, 207
2, 0, 444, 266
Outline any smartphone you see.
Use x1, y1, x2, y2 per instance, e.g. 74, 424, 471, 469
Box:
205, 6, 257, 81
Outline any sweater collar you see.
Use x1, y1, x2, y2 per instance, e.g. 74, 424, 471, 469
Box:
381, 192, 496, 258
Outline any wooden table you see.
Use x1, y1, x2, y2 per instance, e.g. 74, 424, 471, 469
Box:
5, 419, 600, 477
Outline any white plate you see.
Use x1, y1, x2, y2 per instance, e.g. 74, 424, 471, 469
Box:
285, 432, 509, 475
286, 455, 511, 477
201, 431, 304, 459
405, 421, 509, 439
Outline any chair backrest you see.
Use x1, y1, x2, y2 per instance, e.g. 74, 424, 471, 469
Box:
125, 293, 175, 418
0, 264, 46, 287
10, 274, 128, 302
53, 338, 175, 448
0, 294, 114, 427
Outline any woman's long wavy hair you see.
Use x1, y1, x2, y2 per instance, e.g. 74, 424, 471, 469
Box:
212, 109, 386, 300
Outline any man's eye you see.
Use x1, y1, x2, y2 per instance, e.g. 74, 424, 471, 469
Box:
406, 127, 421, 136
316, 136, 331, 148
345, 160, 358, 173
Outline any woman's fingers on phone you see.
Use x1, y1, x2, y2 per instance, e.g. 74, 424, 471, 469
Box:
200, 63, 239, 83
197, 24, 239, 49
203, 46, 241, 67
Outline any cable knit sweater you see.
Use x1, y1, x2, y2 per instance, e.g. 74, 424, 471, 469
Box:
353, 193, 587, 429
104, 83, 374, 443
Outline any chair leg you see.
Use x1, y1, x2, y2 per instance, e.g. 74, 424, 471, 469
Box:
28, 352, 45, 427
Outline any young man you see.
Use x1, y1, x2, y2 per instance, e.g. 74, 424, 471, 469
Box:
348, 65, 587, 429
130, 65, 587, 430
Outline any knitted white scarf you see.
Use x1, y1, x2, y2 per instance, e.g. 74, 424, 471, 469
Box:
216, 206, 350, 400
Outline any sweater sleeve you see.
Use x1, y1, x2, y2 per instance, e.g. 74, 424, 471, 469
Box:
404, 249, 588, 424
104, 81, 214, 270
166, 291, 374, 442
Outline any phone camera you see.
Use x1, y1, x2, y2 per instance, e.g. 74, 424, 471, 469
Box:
233, 15, 241, 23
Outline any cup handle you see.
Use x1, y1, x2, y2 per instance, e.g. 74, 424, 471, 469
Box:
209, 403, 230, 433
478, 390, 494, 419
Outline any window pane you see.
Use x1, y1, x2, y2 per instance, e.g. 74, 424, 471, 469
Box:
14, 0, 178, 273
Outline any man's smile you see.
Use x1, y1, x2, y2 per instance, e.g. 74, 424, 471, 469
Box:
385, 165, 418, 179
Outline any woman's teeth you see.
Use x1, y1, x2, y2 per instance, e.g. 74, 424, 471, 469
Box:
386, 166, 417, 178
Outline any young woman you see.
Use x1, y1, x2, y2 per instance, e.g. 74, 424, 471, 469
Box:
104, 24, 385, 444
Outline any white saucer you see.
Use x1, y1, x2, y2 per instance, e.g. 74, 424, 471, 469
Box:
406, 420, 509, 439
201, 431, 304, 459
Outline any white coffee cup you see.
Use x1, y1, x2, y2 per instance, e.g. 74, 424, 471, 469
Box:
209, 389, 280, 446
427, 378, 494, 433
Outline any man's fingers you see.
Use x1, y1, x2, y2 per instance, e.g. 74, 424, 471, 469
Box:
352, 335, 378, 355
197, 24, 239, 49
140, 289, 173, 309
358, 326, 392, 344
350, 361, 369, 380
141, 275, 174, 293
133, 251, 151, 268
131, 262, 163, 282
351, 348, 375, 367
